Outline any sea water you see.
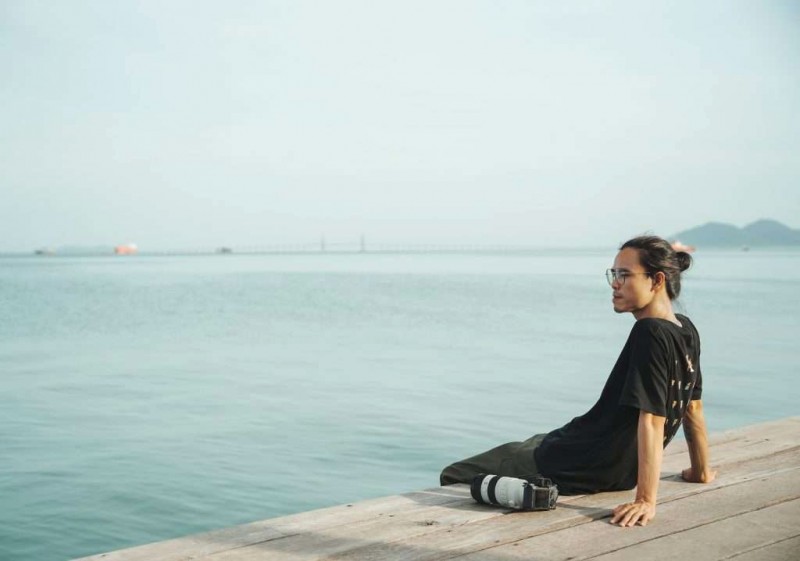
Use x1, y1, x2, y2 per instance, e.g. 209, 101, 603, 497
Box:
1, 249, 798, 561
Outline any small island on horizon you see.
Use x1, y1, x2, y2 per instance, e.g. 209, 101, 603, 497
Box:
670, 219, 800, 248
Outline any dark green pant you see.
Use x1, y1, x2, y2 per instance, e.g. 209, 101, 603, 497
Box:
440, 434, 546, 485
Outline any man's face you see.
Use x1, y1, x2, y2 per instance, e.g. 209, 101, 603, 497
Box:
609, 248, 654, 315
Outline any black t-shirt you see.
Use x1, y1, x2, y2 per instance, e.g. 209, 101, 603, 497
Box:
534, 314, 702, 495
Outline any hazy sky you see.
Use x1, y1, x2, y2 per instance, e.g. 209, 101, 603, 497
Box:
2, 1, 799, 251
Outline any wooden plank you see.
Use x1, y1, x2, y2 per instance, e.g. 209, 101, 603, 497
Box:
161, 494, 513, 561
662, 416, 800, 468
590, 499, 800, 561
454, 457, 800, 560
73, 418, 800, 561
73, 488, 480, 561
665, 417, 800, 456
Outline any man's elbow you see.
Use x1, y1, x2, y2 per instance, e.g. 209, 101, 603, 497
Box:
639, 411, 666, 435
686, 399, 703, 415
684, 399, 706, 428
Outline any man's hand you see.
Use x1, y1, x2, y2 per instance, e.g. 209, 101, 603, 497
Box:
610, 500, 656, 527
681, 466, 717, 484
614, 411, 662, 528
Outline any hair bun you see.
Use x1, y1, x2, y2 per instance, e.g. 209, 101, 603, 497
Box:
675, 251, 693, 272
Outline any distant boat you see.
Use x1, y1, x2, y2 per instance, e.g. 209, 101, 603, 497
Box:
216, 247, 233, 254
34, 248, 56, 256
670, 240, 696, 253
114, 243, 138, 255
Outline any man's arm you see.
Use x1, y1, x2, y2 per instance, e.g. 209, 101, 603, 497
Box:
611, 410, 664, 527
681, 399, 717, 483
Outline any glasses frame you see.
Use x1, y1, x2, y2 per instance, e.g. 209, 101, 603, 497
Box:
605, 268, 652, 287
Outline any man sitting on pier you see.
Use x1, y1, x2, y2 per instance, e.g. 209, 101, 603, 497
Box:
440, 236, 717, 527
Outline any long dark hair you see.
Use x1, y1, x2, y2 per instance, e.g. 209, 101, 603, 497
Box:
620, 236, 692, 300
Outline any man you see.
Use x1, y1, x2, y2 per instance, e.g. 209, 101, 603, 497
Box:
440, 236, 716, 527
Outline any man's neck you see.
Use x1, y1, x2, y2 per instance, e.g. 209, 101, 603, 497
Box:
633, 298, 678, 325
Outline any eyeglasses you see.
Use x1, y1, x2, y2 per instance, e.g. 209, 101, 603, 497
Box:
605, 269, 651, 287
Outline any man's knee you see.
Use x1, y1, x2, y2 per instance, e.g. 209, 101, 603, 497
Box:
439, 464, 469, 485
440, 466, 459, 486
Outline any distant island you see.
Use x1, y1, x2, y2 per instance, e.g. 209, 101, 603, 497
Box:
671, 219, 800, 248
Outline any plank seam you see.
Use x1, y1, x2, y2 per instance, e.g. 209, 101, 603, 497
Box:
718, 533, 800, 560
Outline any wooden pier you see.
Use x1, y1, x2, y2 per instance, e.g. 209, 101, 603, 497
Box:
77, 417, 800, 561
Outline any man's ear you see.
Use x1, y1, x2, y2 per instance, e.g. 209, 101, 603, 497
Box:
651, 271, 666, 291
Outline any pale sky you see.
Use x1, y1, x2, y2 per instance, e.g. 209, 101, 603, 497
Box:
2, 1, 799, 251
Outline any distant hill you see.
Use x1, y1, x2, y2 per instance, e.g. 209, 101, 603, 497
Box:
671, 219, 800, 247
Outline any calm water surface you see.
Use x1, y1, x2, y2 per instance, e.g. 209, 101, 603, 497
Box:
1, 249, 798, 560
